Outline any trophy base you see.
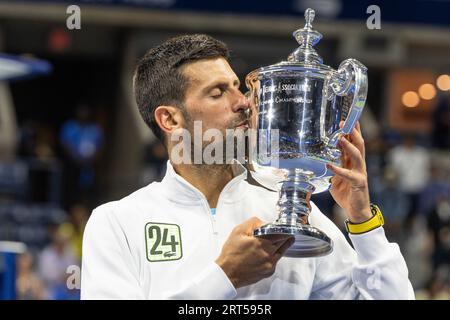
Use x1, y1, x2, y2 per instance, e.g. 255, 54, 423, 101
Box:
254, 223, 333, 258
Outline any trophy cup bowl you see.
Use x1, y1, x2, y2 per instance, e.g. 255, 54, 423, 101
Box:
245, 8, 368, 257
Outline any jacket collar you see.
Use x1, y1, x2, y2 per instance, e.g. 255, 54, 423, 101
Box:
160, 160, 249, 206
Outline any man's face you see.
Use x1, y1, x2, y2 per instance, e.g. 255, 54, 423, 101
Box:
181, 57, 249, 133
176, 57, 250, 163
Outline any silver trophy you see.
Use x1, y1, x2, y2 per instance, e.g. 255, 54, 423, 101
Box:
245, 8, 368, 257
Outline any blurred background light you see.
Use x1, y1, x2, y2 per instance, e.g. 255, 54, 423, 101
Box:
418, 84, 436, 100
436, 74, 450, 91
402, 91, 420, 108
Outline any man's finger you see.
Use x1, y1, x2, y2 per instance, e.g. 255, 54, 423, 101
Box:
326, 163, 359, 184
351, 121, 364, 155
267, 234, 294, 245
350, 127, 365, 158
274, 237, 295, 257
236, 216, 265, 235
258, 234, 293, 254
339, 137, 364, 171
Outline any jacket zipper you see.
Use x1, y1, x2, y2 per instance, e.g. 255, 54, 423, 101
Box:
201, 200, 220, 256
201, 200, 218, 234
210, 208, 218, 235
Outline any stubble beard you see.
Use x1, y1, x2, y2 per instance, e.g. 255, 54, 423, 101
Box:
181, 110, 249, 170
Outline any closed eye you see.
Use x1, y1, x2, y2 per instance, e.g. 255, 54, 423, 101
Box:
210, 87, 226, 99
207, 80, 240, 99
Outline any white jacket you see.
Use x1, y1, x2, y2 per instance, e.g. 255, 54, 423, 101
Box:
81, 161, 415, 300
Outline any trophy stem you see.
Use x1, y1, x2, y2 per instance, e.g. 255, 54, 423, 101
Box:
277, 169, 315, 226
254, 169, 333, 258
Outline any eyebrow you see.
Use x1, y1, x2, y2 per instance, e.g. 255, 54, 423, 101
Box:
201, 78, 241, 94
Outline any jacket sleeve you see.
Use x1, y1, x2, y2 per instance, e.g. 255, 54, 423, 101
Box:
162, 262, 237, 300
347, 227, 415, 300
81, 206, 145, 299
81, 205, 237, 300
309, 206, 415, 300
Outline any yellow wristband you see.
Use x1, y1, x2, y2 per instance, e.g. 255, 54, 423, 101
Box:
345, 204, 384, 235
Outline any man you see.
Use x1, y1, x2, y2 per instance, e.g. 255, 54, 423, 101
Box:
81, 34, 415, 299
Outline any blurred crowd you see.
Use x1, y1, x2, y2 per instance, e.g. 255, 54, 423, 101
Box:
15, 204, 88, 300
0, 103, 105, 299
1, 92, 450, 300
314, 96, 450, 299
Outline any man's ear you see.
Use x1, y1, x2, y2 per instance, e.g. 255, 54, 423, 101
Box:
154, 106, 185, 136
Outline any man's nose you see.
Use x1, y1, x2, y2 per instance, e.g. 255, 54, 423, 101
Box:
232, 89, 250, 114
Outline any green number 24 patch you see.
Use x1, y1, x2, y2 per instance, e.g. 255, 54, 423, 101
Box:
145, 222, 182, 262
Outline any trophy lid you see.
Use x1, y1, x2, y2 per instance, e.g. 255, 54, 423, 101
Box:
245, 8, 333, 84
288, 8, 323, 64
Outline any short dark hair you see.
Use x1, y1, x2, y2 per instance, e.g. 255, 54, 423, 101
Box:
133, 34, 230, 143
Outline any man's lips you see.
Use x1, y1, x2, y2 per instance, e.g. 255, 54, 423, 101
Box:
235, 120, 249, 128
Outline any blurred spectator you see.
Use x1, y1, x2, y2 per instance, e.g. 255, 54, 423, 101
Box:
427, 196, 450, 271
18, 120, 38, 158
18, 121, 56, 161
372, 166, 409, 245
34, 125, 56, 161
16, 252, 47, 300
387, 135, 431, 223
140, 140, 168, 185
38, 224, 77, 300
365, 135, 389, 196
59, 203, 90, 262
432, 95, 450, 149
419, 166, 450, 216
404, 214, 433, 289
415, 267, 450, 300
60, 104, 104, 207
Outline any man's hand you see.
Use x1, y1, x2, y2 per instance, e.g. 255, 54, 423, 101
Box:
215, 217, 294, 289
326, 121, 372, 223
